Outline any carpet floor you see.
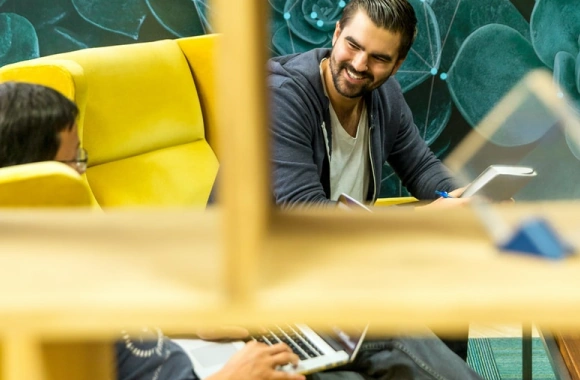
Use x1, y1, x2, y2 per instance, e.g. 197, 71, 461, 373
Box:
467, 338, 556, 379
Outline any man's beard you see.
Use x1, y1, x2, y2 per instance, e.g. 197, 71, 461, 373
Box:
329, 54, 391, 99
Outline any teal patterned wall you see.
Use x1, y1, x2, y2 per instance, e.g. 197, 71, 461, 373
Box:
1, 0, 579, 199
0, 0, 210, 64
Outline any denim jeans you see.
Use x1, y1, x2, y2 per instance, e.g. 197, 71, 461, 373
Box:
309, 333, 482, 380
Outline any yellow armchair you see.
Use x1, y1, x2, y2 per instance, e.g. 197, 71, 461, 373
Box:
0, 35, 220, 208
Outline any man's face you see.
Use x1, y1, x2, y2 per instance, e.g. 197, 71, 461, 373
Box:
329, 10, 405, 99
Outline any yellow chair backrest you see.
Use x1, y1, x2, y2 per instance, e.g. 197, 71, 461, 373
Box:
177, 35, 221, 159
0, 35, 220, 208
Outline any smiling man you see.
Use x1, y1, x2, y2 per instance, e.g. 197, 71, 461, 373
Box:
266, 0, 479, 378
268, 0, 462, 208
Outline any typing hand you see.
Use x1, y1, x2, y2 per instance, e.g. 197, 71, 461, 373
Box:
207, 341, 305, 380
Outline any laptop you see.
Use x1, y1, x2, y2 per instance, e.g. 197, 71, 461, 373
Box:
173, 324, 368, 378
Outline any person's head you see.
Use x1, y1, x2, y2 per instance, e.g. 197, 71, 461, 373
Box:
0, 81, 87, 173
328, 0, 417, 99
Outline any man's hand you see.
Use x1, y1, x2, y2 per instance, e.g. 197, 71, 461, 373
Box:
446, 187, 467, 198
418, 187, 471, 209
207, 341, 305, 380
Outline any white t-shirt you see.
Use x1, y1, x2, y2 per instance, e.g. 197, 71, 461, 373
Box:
320, 60, 370, 202
328, 103, 369, 201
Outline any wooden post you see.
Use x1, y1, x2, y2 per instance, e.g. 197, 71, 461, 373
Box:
212, 0, 271, 306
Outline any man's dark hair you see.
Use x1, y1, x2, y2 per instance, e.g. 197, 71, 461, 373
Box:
338, 0, 418, 59
0, 81, 78, 168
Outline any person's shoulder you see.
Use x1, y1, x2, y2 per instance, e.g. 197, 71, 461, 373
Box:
371, 76, 410, 123
268, 48, 329, 87
379, 76, 404, 96
268, 48, 328, 69
374, 76, 407, 107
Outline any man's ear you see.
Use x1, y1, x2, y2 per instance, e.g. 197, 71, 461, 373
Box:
332, 21, 341, 46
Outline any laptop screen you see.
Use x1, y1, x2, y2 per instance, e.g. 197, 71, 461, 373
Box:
317, 325, 368, 358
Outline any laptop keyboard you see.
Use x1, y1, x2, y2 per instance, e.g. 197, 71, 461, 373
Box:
251, 325, 324, 360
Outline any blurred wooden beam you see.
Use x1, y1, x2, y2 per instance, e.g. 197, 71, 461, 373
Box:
212, 0, 271, 306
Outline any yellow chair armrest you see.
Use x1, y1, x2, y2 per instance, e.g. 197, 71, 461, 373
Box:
374, 196, 418, 207
0, 162, 94, 207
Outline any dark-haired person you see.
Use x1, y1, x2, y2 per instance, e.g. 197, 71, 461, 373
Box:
267, 0, 472, 368
0, 81, 305, 380
0, 81, 86, 173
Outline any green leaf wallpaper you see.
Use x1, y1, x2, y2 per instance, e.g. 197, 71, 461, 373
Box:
1, 0, 578, 199
0, 13, 39, 66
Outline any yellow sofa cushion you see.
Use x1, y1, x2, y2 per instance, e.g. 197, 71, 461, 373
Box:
88, 142, 217, 207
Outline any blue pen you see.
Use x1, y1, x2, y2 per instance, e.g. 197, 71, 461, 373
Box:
435, 190, 454, 198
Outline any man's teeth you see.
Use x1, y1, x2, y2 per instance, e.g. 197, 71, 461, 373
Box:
347, 68, 363, 79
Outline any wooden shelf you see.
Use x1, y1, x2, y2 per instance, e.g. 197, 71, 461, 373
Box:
1, 203, 579, 333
